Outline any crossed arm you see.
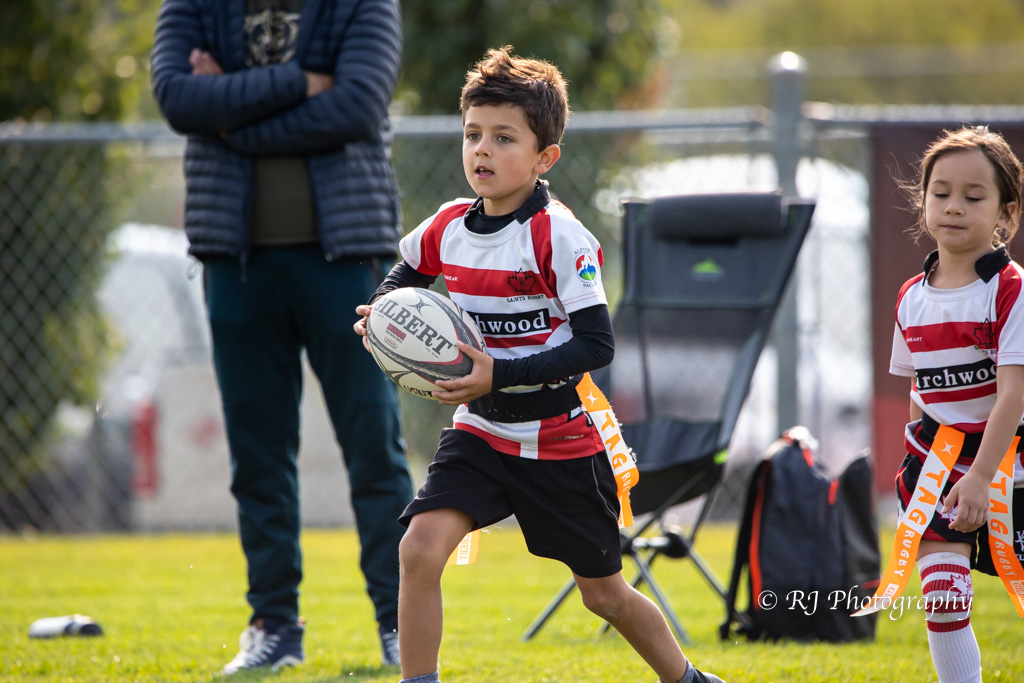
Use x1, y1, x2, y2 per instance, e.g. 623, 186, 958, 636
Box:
151, 0, 401, 154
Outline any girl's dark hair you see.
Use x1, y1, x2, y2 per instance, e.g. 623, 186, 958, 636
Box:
906, 126, 1023, 246
460, 46, 569, 150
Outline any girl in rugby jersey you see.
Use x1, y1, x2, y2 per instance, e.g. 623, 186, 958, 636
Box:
353, 47, 726, 683
890, 126, 1024, 683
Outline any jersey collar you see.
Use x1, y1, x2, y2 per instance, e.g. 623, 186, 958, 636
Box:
513, 179, 551, 223
921, 245, 1010, 285
465, 180, 551, 234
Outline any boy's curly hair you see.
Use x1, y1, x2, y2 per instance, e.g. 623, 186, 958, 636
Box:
906, 125, 1024, 246
460, 46, 570, 150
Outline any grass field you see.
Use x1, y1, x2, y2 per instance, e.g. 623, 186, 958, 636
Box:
2, 523, 1022, 682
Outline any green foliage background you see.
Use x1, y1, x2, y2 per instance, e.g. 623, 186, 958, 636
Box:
395, 0, 675, 114
0, 0, 160, 122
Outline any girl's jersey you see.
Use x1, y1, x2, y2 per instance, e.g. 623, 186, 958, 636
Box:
890, 247, 1024, 480
399, 195, 608, 460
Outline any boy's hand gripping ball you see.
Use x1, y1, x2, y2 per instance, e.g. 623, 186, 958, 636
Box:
365, 288, 485, 400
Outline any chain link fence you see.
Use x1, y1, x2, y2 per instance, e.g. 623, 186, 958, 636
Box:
4, 100, 1022, 533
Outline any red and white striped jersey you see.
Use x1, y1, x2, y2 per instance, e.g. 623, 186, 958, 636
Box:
891, 248, 1024, 474
399, 194, 608, 460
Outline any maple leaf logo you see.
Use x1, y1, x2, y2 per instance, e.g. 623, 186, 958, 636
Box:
950, 573, 973, 600
973, 319, 996, 349
508, 269, 536, 295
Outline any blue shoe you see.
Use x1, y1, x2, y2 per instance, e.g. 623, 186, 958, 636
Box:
223, 617, 304, 674
380, 626, 400, 666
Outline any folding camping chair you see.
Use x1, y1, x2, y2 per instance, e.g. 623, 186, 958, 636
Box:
521, 190, 816, 643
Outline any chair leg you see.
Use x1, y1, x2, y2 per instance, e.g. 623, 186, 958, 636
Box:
626, 549, 690, 643
521, 550, 690, 644
520, 577, 578, 641
686, 546, 728, 599
595, 501, 725, 643
598, 549, 690, 643
522, 487, 726, 644
597, 551, 652, 636
521, 511, 666, 641
665, 541, 748, 635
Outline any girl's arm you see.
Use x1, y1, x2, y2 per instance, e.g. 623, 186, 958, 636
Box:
942, 364, 1024, 532
909, 377, 922, 422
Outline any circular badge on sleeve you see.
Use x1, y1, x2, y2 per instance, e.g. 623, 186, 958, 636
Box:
575, 249, 598, 282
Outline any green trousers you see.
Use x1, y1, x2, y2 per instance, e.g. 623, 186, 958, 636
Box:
204, 246, 413, 630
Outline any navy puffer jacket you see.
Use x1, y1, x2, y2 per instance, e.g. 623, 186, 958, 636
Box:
151, 0, 402, 260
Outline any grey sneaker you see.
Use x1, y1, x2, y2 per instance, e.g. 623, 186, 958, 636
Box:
380, 627, 400, 666
222, 617, 305, 675
686, 669, 727, 683
662, 668, 727, 683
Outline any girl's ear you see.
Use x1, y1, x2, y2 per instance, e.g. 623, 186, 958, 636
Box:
534, 144, 560, 175
999, 201, 1019, 231
1006, 201, 1019, 224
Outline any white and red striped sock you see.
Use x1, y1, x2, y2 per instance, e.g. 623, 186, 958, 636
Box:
918, 552, 981, 683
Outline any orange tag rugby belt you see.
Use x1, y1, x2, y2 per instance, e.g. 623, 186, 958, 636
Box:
986, 445, 1024, 615
853, 425, 1024, 617
576, 372, 639, 528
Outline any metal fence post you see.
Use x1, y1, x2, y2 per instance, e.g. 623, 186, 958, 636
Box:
769, 51, 807, 435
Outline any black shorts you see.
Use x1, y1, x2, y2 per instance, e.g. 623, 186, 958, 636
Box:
399, 428, 623, 578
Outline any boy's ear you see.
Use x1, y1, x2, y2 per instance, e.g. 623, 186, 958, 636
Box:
534, 144, 560, 175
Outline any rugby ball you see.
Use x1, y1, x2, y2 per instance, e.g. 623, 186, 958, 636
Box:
365, 288, 485, 399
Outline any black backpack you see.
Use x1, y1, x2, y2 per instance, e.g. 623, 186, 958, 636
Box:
720, 427, 880, 642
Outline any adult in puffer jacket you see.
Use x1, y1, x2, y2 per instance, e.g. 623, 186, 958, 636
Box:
151, 0, 413, 674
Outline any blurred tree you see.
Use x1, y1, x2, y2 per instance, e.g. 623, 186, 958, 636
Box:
0, 0, 160, 122
394, 0, 678, 233
397, 0, 676, 115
